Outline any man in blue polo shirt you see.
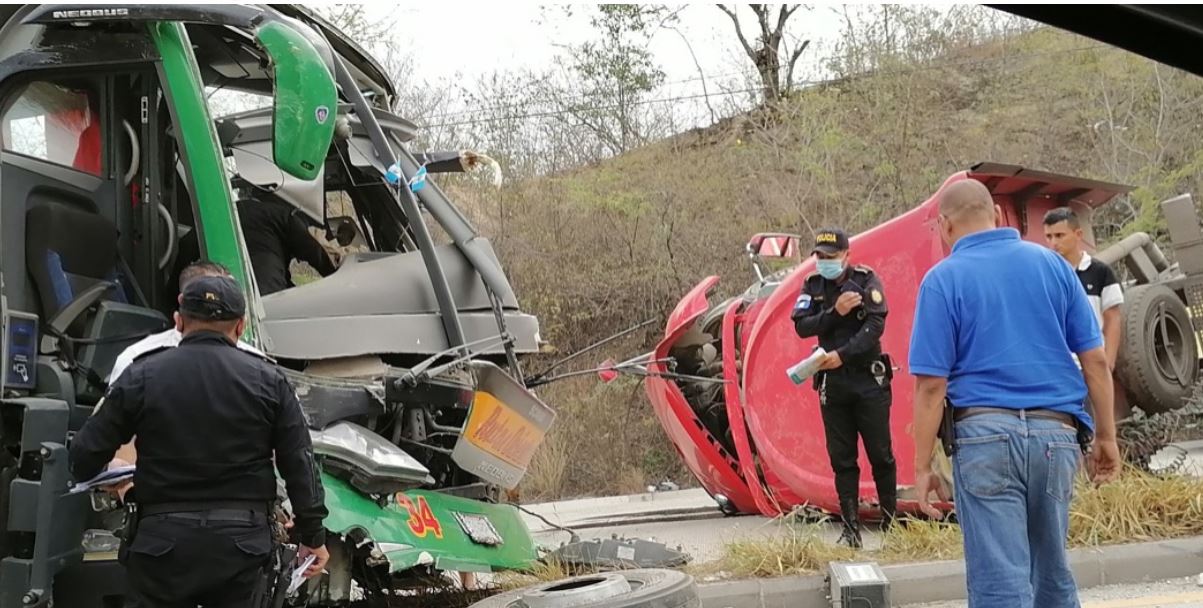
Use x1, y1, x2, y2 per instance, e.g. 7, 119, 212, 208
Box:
909, 179, 1120, 608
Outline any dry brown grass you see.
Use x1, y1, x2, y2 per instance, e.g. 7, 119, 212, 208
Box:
716, 516, 856, 578
878, 519, 964, 563
1068, 466, 1203, 547
615, 467, 651, 495
705, 468, 1203, 579
494, 558, 580, 591
522, 433, 571, 501
516, 378, 694, 500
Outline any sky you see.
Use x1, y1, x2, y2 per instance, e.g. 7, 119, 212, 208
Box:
368, 4, 848, 83
352, 2, 866, 120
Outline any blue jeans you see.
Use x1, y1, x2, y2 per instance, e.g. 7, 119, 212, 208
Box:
952, 412, 1082, 608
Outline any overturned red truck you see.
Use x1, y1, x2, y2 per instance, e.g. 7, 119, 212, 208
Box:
640, 163, 1203, 518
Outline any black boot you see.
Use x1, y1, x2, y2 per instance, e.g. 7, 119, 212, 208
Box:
878, 490, 898, 533
838, 502, 863, 549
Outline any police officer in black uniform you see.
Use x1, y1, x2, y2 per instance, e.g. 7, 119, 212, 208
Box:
237, 192, 338, 296
792, 227, 896, 548
69, 275, 329, 607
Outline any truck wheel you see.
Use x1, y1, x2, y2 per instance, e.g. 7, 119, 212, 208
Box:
1116, 285, 1199, 413
469, 569, 698, 608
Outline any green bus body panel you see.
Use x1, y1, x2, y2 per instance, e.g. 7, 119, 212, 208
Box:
150, 22, 259, 342
254, 21, 337, 181
153, 18, 533, 578
321, 473, 538, 573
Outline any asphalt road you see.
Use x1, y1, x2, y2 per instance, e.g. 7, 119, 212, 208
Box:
904, 577, 1203, 607
520, 488, 887, 564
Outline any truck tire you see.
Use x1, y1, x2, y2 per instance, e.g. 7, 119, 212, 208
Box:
469, 569, 698, 608
1115, 284, 1199, 413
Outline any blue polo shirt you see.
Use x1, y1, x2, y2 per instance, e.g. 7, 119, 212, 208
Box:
908, 228, 1102, 430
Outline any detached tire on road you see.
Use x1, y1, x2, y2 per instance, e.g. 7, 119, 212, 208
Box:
1115, 284, 1199, 413
471, 569, 698, 608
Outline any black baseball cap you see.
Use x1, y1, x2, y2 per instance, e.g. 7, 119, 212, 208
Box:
811, 227, 850, 255
180, 275, 246, 321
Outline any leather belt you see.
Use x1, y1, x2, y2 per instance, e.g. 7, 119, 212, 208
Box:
140, 501, 268, 522
150, 509, 265, 524
953, 406, 1076, 426
825, 362, 880, 376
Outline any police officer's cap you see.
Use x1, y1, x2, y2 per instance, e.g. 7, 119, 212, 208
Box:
812, 227, 850, 255
180, 275, 246, 321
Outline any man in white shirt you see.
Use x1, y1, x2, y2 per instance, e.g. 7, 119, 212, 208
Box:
1043, 207, 1124, 370
98, 261, 264, 471
96, 263, 294, 528
107, 261, 263, 385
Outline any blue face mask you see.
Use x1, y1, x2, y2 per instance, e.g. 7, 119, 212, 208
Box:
816, 259, 845, 280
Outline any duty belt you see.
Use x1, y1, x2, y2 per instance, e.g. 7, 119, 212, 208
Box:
824, 360, 887, 376
953, 406, 1076, 426
140, 500, 269, 523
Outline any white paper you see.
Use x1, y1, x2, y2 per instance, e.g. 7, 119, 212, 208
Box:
287, 555, 316, 594
68, 465, 135, 495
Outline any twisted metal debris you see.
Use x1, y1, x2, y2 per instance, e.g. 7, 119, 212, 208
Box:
1117, 383, 1203, 473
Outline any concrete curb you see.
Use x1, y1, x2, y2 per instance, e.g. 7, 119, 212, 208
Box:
520, 489, 721, 534
697, 536, 1203, 607
566, 508, 725, 531
525, 488, 713, 513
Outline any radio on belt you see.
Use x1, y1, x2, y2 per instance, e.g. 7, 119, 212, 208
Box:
3, 310, 39, 391
827, 561, 890, 607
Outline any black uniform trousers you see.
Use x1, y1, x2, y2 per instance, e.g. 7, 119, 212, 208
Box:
818, 367, 896, 509
121, 512, 272, 608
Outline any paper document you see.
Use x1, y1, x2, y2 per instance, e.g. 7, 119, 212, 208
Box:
288, 554, 316, 594
786, 347, 827, 385
68, 465, 135, 495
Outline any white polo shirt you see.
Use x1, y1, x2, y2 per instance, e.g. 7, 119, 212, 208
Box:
107, 328, 263, 384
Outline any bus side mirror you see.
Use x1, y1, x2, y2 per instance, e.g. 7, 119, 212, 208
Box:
254, 20, 337, 182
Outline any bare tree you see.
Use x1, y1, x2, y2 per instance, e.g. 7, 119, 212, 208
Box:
716, 4, 811, 104
310, 4, 395, 53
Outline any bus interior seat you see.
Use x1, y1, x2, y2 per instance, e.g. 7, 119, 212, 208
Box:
25, 201, 168, 401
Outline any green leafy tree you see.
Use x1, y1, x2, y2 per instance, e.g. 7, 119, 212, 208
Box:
547, 5, 675, 155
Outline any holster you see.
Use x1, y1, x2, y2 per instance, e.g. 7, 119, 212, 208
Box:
1075, 418, 1094, 456
113, 502, 139, 564
937, 398, 956, 457
255, 542, 297, 608
117, 502, 139, 544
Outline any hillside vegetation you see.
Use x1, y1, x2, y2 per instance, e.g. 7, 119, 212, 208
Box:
403, 17, 1203, 499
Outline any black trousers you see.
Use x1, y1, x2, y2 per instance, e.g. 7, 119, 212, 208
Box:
819, 369, 897, 512
121, 513, 272, 608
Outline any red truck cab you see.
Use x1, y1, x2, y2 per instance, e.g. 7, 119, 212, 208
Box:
645, 163, 1135, 517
